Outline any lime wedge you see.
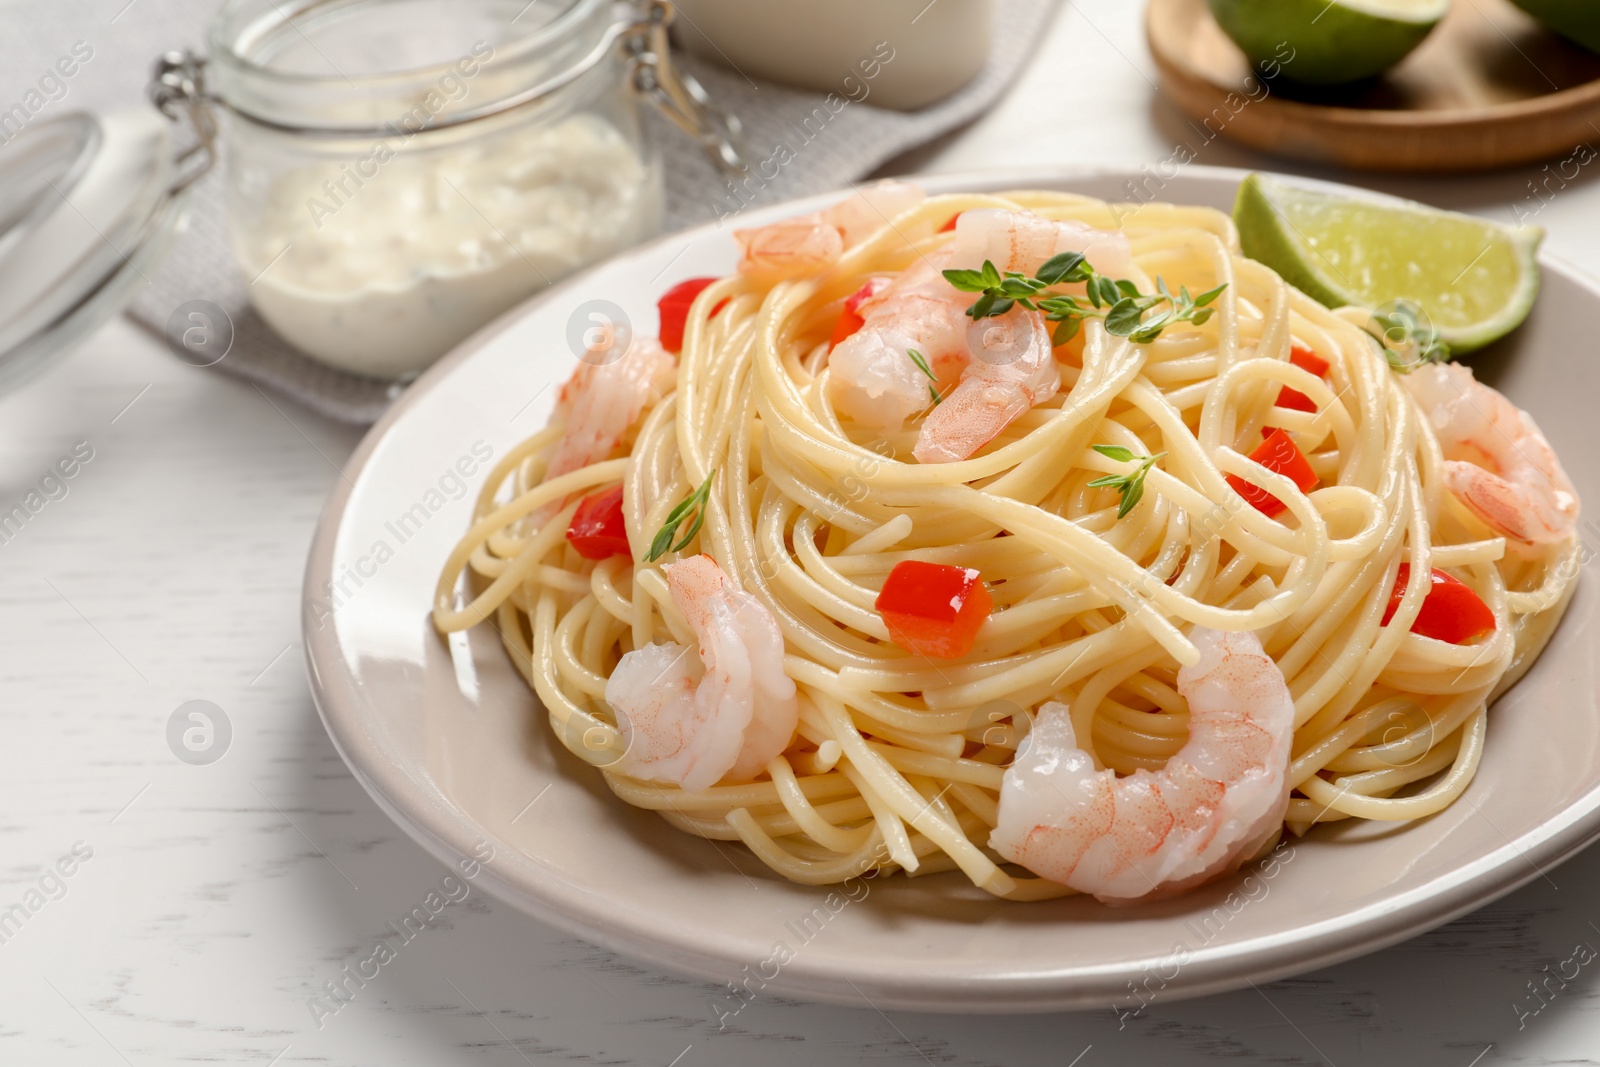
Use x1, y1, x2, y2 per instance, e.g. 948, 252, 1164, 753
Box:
1508, 0, 1600, 54
1233, 173, 1543, 354
1207, 0, 1447, 84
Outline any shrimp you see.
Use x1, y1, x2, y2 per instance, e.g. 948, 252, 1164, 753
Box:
827, 255, 1059, 460
826, 257, 972, 432
949, 208, 1136, 281
605, 554, 799, 790
1403, 362, 1579, 546
911, 307, 1058, 464
734, 180, 927, 281
734, 217, 844, 282
533, 336, 676, 526
989, 627, 1294, 904
826, 179, 927, 247
826, 207, 1135, 462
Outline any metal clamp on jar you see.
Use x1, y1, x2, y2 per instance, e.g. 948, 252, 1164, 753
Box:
149, 0, 742, 379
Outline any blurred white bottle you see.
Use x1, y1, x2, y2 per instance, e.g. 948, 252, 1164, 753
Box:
671, 0, 993, 111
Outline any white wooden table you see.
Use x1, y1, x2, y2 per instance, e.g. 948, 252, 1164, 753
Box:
5, 2, 1600, 1064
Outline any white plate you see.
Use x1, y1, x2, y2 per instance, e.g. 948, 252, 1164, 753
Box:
304, 166, 1600, 1012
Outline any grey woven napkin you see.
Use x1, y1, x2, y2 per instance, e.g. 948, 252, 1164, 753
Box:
1, 0, 1054, 425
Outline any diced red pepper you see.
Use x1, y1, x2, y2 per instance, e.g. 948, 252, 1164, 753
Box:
829, 277, 892, 350
565, 485, 631, 560
658, 277, 726, 354
1381, 563, 1497, 644
1275, 386, 1317, 413
1289, 344, 1331, 378
829, 310, 864, 350
875, 560, 993, 659
1275, 345, 1330, 414
1226, 428, 1319, 518
938, 212, 962, 233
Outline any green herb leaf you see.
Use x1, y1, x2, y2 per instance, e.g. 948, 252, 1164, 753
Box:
941, 244, 1227, 343
942, 268, 988, 292
1035, 251, 1087, 285
1104, 298, 1146, 336
1129, 308, 1173, 344
1368, 298, 1450, 374
1087, 446, 1166, 520
1120, 479, 1145, 521
1038, 294, 1081, 315
906, 347, 937, 382
645, 469, 716, 562
1085, 276, 1107, 309
647, 527, 674, 563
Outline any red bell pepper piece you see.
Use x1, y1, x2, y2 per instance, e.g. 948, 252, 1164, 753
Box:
937, 212, 962, 233
1276, 344, 1331, 413
1381, 563, 1497, 644
1288, 344, 1330, 378
658, 277, 726, 354
1226, 428, 1319, 518
1275, 386, 1318, 413
875, 560, 993, 659
829, 276, 892, 350
565, 485, 631, 561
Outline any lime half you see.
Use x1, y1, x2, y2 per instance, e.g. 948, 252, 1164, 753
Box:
1508, 0, 1600, 54
1233, 174, 1543, 354
1207, 0, 1448, 84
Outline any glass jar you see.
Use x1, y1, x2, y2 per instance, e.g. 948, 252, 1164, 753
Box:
178, 0, 738, 379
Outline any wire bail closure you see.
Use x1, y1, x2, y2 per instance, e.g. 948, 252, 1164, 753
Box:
624, 0, 747, 179
149, 49, 219, 195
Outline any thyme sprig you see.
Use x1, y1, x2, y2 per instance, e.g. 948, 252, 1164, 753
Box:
645, 469, 715, 562
942, 253, 1226, 346
1368, 299, 1449, 373
1087, 444, 1166, 519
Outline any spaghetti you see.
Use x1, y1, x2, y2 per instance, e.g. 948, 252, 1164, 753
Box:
433, 186, 1579, 901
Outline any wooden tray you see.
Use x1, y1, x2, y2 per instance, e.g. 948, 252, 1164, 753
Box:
1146, 0, 1600, 172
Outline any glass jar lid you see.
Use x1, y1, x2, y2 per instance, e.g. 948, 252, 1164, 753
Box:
0, 107, 198, 393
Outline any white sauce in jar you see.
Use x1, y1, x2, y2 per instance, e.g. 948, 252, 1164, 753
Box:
241, 113, 660, 378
